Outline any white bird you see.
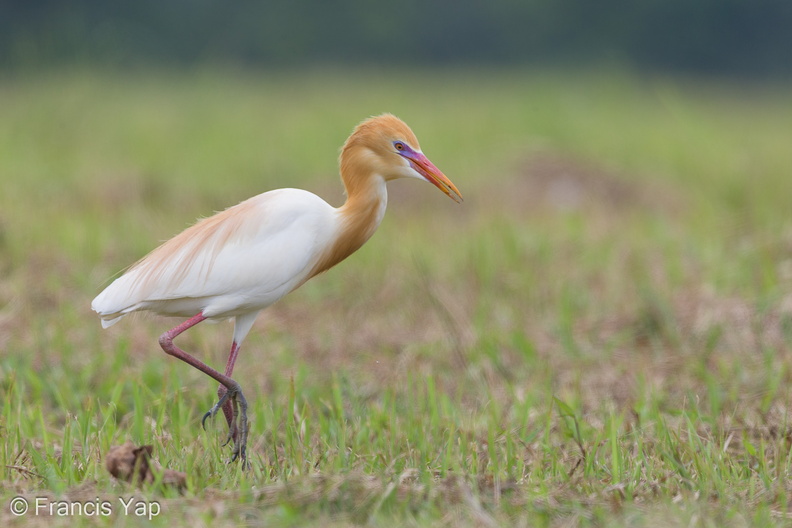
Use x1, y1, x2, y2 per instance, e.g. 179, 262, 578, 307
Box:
92, 114, 463, 462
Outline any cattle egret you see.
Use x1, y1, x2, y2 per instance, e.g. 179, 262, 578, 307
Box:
92, 114, 462, 462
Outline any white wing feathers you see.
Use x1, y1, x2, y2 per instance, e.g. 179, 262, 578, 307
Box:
92, 189, 337, 324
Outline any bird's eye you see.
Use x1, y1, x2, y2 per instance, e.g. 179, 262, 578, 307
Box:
394, 141, 405, 151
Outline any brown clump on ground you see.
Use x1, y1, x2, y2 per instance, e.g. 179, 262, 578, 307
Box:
105, 442, 187, 489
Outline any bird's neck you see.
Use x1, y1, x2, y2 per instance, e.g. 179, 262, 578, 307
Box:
308, 170, 388, 278
338, 173, 389, 242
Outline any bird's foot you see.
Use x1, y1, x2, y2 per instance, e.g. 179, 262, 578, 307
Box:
229, 390, 248, 465
201, 389, 232, 430
202, 384, 249, 465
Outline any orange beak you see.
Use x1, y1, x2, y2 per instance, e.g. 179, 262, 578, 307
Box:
408, 152, 463, 203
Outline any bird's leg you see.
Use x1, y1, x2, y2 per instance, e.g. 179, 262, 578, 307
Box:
216, 340, 242, 442
158, 313, 249, 463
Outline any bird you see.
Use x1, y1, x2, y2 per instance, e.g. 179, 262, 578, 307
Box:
92, 114, 463, 462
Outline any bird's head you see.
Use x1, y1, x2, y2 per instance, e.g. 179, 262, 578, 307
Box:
340, 114, 463, 203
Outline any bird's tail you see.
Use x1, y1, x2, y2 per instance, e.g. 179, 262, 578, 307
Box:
99, 314, 126, 328
92, 285, 133, 329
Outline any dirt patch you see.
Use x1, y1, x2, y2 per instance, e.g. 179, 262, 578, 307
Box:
561, 285, 792, 415
505, 150, 684, 216
673, 288, 792, 353
593, 287, 792, 356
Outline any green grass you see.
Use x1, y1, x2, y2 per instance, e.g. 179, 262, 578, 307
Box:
1, 68, 792, 526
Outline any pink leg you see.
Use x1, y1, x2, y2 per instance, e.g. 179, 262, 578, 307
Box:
217, 340, 241, 433
158, 312, 248, 462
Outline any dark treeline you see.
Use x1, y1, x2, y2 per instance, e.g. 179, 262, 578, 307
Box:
3, 0, 791, 76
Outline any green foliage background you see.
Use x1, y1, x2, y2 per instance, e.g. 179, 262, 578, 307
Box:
3, 1, 792, 76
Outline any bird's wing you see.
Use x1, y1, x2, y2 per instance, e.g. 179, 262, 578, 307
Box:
92, 189, 337, 321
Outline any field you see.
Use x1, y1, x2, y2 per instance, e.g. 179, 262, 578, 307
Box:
1, 69, 792, 526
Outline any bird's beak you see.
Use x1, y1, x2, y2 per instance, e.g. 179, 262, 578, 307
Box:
408, 153, 463, 203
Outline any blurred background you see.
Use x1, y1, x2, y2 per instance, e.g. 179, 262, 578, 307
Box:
3, 0, 792, 77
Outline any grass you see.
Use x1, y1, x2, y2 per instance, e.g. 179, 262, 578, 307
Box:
1, 68, 792, 526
